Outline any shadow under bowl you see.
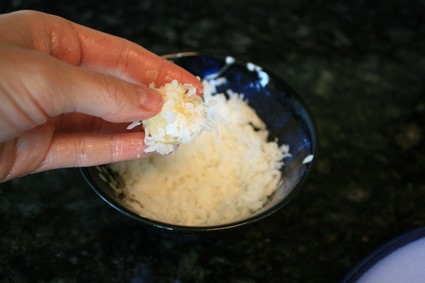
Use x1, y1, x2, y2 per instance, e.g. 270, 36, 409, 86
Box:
81, 52, 317, 238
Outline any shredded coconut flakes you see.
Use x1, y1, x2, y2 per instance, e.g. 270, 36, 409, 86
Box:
128, 80, 208, 155
112, 79, 290, 226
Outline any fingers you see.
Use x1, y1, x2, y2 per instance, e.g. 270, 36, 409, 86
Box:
53, 63, 164, 122
74, 26, 203, 94
37, 132, 151, 172
0, 125, 150, 182
0, 43, 161, 142
0, 10, 205, 181
51, 113, 136, 134
0, 124, 53, 182
0, 10, 203, 94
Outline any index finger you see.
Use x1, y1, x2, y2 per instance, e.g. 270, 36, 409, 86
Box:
0, 10, 203, 94
74, 24, 203, 94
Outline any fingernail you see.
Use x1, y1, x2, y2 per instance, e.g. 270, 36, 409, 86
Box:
137, 87, 162, 112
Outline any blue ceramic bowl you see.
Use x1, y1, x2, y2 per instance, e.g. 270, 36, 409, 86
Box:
81, 52, 317, 236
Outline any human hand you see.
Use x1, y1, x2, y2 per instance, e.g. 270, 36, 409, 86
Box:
0, 10, 202, 182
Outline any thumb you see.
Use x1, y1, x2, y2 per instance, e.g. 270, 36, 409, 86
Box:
38, 53, 164, 123
0, 44, 163, 141
61, 67, 164, 123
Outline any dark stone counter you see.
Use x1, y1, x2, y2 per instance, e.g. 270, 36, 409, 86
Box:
1, 0, 425, 282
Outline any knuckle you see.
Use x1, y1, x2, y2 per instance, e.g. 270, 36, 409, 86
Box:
29, 60, 66, 116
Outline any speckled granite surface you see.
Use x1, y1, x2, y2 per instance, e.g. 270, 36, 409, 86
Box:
1, 0, 425, 282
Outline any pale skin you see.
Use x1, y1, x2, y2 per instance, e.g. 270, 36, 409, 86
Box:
0, 10, 203, 182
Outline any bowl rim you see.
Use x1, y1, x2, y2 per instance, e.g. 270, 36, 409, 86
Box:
341, 226, 425, 282
80, 52, 318, 232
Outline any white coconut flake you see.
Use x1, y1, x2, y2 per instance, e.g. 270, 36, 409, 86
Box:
111, 79, 290, 226
141, 80, 208, 155
225, 56, 235, 64
126, 121, 142, 130
247, 62, 256, 71
302, 154, 314, 164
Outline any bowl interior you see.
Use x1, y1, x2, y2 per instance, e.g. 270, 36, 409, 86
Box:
81, 53, 317, 231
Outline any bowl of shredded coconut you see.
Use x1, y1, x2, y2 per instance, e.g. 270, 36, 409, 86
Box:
81, 52, 317, 234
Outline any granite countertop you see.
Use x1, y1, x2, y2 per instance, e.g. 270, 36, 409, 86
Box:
1, 0, 425, 282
